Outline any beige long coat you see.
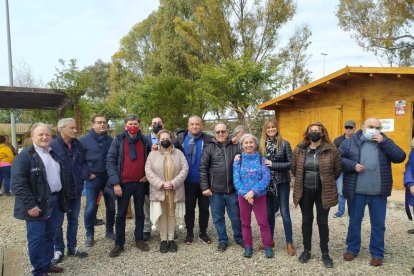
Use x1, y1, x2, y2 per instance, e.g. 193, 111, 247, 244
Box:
145, 147, 189, 203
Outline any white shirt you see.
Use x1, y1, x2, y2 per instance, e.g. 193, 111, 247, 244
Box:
34, 144, 62, 193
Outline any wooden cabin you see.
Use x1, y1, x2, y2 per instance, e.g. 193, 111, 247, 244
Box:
258, 66, 414, 189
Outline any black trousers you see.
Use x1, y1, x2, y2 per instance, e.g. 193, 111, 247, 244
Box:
115, 183, 146, 246
184, 182, 210, 235
299, 187, 330, 253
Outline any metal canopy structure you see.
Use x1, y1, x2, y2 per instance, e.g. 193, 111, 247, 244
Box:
0, 86, 70, 110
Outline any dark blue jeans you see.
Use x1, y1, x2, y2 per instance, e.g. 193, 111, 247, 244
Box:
54, 196, 81, 253
336, 174, 346, 215
0, 165, 11, 194
84, 176, 115, 238
266, 182, 293, 243
115, 182, 146, 246
346, 194, 387, 259
209, 192, 242, 244
26, 194, 60, 276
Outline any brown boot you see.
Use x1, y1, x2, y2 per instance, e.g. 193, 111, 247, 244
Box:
370, 258, 383, 266
287, 243, 296, 256
126, 201, 133, 219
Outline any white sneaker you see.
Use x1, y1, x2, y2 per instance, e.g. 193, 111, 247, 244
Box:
51, 251, 63, 265
0, 190, 3, 195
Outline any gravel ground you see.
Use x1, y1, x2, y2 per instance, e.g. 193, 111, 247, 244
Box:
0, 193, 413, 276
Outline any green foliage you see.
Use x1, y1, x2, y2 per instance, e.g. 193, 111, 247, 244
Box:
125, 75, 206, 131
108, 0, 312, 129
337, 0, 414, 66
49, 59, 92, 104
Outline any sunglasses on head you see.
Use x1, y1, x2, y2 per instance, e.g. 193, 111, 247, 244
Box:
345, 126, 354, 129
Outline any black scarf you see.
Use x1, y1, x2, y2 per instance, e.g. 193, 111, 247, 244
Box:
265, 137, 282, 196
125, 131, 142, 160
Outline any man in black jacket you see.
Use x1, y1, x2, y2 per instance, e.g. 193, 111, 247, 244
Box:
51, 118, 89, 264
12, 123, 66, 275
106, 115, 152, 257
332, 120, 356, 218
199, 122, 243, 252
80, 115, 115, 247
174, 115, 213, 244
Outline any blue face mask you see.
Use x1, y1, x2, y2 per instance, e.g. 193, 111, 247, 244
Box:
363, 128, 379, 140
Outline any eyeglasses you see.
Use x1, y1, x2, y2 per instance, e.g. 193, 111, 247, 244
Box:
215, 130, 227, 135
366, 125, 381, 130
345, 126, 354, 130
95, 121, 107, 125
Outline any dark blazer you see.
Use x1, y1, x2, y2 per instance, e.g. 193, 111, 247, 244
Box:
12, 145, 72, 220
50, 135, 90, 199
339, 129, 406, 200
106, 131, 151, 186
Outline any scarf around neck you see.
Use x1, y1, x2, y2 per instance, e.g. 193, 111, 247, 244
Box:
125, 130, 142, 160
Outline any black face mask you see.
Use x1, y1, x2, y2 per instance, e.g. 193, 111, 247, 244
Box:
152, 123, 163, 134
160, 140, 171, 148
308, 132, 322, 142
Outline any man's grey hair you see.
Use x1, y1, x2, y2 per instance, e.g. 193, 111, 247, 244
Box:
239, 133, 258, 147
231, 125, 246, 137
57, 118, 76, 132
31, 123, 53, 136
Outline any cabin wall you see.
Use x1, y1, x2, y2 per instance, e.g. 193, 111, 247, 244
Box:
275, 76, 414, 189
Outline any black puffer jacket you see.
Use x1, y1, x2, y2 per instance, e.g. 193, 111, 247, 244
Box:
199, 139, 241, 193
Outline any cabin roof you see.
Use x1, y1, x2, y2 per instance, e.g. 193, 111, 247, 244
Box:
0, 86, 70, 110
257, 66, 414, 110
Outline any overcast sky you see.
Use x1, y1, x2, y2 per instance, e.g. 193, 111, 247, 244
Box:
0, 0, 383, 87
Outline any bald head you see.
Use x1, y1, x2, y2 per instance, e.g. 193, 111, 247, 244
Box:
363, 118, 382, 130
188, 115, 203, 136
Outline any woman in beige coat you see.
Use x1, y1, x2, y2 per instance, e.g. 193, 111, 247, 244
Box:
145, 129, 189, 253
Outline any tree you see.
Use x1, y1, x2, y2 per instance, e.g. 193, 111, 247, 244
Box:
49, 59, 92, 132
195, 57, 273, 131
278, 25, 312, 92
337, 0, 414, 66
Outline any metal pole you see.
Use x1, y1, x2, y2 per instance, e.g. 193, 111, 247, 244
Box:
321, 53, 327, 76
5, 0, 17, 148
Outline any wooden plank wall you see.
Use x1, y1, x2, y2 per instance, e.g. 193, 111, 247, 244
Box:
275, 75, 414, 189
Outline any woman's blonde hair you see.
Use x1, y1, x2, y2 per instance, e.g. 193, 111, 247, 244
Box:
258, 118, 283, 155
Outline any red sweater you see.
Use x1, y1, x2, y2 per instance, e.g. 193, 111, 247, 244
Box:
121, 138, 145, 183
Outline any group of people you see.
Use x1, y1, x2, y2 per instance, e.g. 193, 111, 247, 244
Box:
10, 114, 410, 276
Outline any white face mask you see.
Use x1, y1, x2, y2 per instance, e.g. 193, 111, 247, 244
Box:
363, 128, 379, 140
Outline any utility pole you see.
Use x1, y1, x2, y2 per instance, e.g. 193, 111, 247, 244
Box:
5, 0, 17, 148
321, 53, 327, 76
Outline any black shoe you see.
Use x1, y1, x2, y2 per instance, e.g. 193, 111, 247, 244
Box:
67, 248, 88, 258
199, 233, 212, 244
136, 240, 150, 251
322, 253, 334, 268
160, 241, 169, 253
408, 229, 414, 234
298, 250, 311, 264
143, 232, 151, 241
411, 266, 414, 274
85, 236, 94, 247
184, 234, 194, 245
218, 243, 228, 252
51, 251, 63, 265
105, 232, 116, 240
109, 245, 124, 257
94, 218, 105, 226
174, 230, 178, 240
169, 240, 177, 253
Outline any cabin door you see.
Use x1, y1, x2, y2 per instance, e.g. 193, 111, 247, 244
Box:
298, 105, 343, 142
